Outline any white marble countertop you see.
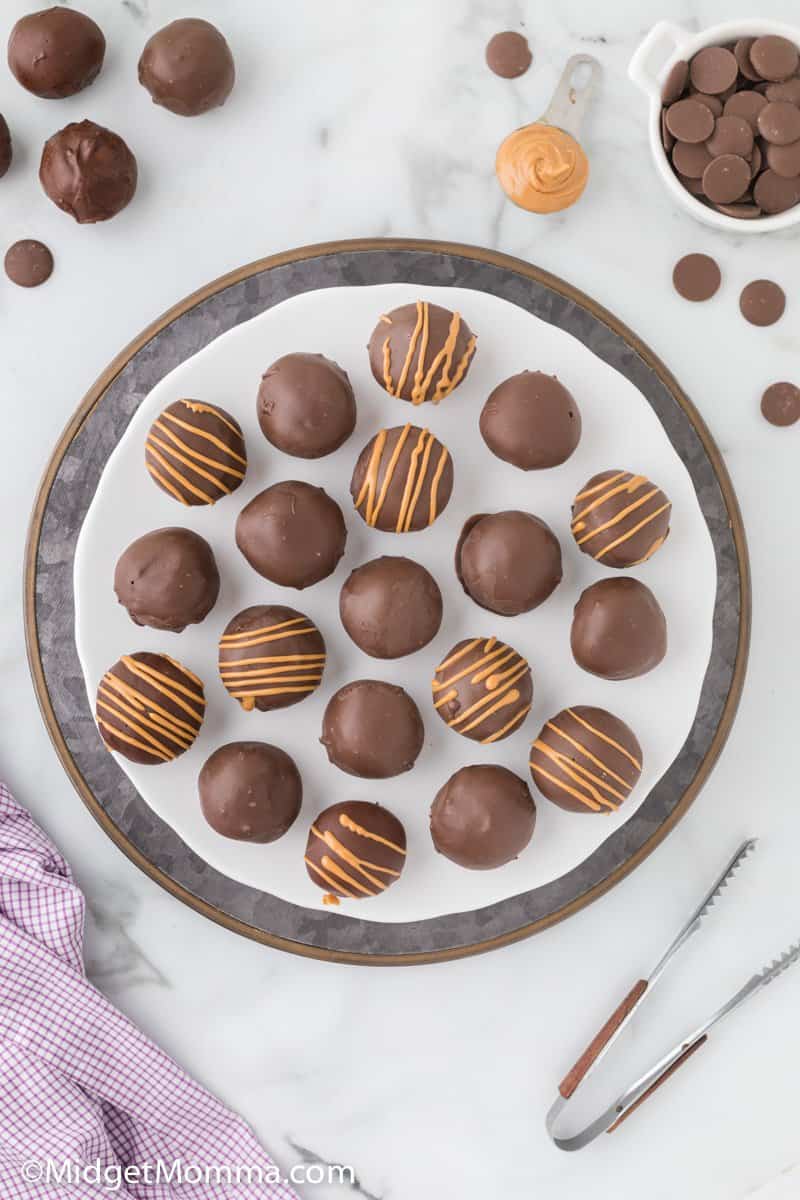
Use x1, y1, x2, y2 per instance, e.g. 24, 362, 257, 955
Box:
2, 1, 800, 1197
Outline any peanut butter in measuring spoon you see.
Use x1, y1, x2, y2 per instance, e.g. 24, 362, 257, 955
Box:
496, 55, 600, 214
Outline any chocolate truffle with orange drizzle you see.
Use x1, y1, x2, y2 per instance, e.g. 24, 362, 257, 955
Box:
350, 423, 453, 533
218, 605, 325, 713
570, 470, 671, 568
432, 636, 532, 744
145, 399, 247, 506
529, 706, 643, 814
367, 300, 476, 405
304, 800, 407, 905
95, 652, 205, 765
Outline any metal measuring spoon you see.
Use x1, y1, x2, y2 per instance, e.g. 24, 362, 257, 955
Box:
496, 54, 601, 213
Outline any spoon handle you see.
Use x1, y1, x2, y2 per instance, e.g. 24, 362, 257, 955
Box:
541, 54, 601, 139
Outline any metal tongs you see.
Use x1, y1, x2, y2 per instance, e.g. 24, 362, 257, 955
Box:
547, 839, 800, 1150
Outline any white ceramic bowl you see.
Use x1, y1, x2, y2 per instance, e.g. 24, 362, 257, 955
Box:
629, 18, 800, 234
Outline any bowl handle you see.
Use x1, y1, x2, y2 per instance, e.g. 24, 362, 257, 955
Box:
628, 21, 691, 99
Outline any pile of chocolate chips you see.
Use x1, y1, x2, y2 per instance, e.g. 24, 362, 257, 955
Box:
660, 35, 800, 219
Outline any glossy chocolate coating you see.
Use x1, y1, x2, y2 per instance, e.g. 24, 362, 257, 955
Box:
350, 424, 453, 532
0, 115, 12, 177
236, 481, 346, 588
304, 800, 407, 901
145, 399, 247, 505
479, 371, 581, 469
114, 527, 219, 632
367, 301, 476, 404
257, 352, 356, 459
40, 120, 137, 223
8, 6, 105, 98
456, 510, 562, 615
570, 469, 671, 568
321, 680, 424, 779
529, 706, 643, 813
430, 764, 536, 870
431, 636, 532, 744
138, 18, 235, 116
95, 651, 205, 764
199, 741, 301, 843
571, 577, 667, 680
339, 556, 442, 659
218, 604, 325, 712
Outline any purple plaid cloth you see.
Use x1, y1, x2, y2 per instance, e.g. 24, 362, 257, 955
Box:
0, 782, 299, 1198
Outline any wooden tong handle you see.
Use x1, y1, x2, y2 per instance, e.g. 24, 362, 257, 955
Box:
607, 1034, 708, 1133
559, 979, 648, 1099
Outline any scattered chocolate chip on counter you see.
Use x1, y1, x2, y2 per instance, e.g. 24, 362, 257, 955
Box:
486, 31, 532, 78
4, 239, 53, 287
761, 381, 800, 426
672, 253, 721, 302
739, 279, 786, 326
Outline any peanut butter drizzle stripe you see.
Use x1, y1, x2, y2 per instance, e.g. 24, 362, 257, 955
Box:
395, 428, 429, 532
147, 432, 234, 493
162, 408, 246, 462
427, 445, 449, 525
394, 301, 425, 399
482, 704, 531, 744
459, 688, 524, 735
529, 761, 604, 812
339, 813, 406, 856
546, 721, 633, 790
452, 664, 529, 731
179, 400, 245, 437
219, 618, 314, 643
572, 474, 646, 525
435, 637, 491, 673
97, 717, 171, 762
432, 642, 511, 695
354, 428, 387, 521
219, 632, 321, 653
97, 699, 175, 758
370, 424, 411, 526
146, 445, 215, 503
417, 311, 458, 403
566, 708, 642, 770
533, 742, 623, 807
594, 503, 671, 562
99, 688, 192, 749
318, 855, 375, 896
221, 672, 323, 685
218, 655, 324, 671
121, 657, 205, 722
409, 301, 431, 403
572, 471, 628, 504
229, 686, 318, 701
304, 856, 360, 899
574, 488, 660, 545
96, 697, 180, 758
102, 675, 198, 739
151, 422, 245, 477
145, 461, 189, 505
434, 335, 476, 401
312, 827, 397, 891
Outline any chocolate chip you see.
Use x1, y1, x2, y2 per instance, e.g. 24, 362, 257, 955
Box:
485, 31, 532, 79
706, 114, 754, 158
753, 168, 800, 212
722, 90, 767, 131
739, 279, 786, 326
749, 36, 799, 83
713, 201, 762, 219
734, 38, 762, 82
672, 140, 713, 178
757, 100, 800, 144
662, 60, 688, 103
765, 138, 800, 178
690, 46, 738, 94
702, 153, 751, 203
666, 97, 715, 142
690, 91, 723, 116
765, 77, 800, 104
661, 109, 675, 153
676, 170, 706, 196
672, 253, 721, 301
761, 381, 800, 426
4, 239, 53, 287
